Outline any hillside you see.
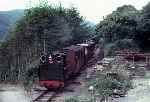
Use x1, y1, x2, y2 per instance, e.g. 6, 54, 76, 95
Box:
0, 9, 24, 40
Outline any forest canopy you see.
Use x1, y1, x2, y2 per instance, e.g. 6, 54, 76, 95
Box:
95, 3, 150, 51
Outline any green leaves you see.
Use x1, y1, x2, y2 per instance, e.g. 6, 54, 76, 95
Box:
133, 2, 150, 50
0, 3, 92, 82
96, 3, 150, 50
64, 97, 80, 102
88, 73, 132, 97
96, 5, 139, 43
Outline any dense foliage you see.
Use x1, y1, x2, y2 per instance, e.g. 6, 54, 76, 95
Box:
64, 97, 80, 102
96, 5, 140, 43
88, 73, 132, 98
96, 3, 150, 51
134, 2, 150, 50
95, 5, 140, 56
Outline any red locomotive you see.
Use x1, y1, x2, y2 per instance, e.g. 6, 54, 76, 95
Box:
39, 40, 99, 89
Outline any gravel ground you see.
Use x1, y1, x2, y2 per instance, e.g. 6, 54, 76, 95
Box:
118, 71, 150, 102
0, 85, 31, 102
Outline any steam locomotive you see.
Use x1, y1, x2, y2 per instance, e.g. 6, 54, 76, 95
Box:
39, 40, 98, 89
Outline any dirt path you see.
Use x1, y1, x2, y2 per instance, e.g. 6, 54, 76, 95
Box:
0, 85, 31, 102
119, 71, 150, 102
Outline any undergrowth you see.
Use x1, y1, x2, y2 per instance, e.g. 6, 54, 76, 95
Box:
87, 72, 132, 98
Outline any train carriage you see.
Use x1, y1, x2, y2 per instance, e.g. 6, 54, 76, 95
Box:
38, 40, 100, 89
62, 45, 85, 75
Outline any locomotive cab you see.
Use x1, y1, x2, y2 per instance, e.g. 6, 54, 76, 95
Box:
39, 53, 65, 89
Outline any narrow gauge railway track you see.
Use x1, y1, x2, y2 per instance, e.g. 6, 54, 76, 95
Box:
33, 56, 98, 102
33, 88, 63, 102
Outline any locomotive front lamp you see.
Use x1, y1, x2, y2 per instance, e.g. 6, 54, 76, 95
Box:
48, 55, 53, 63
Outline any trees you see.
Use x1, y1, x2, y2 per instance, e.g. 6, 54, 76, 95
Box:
134, 2, 150, 50
95, 3, 150, 51
0, 4, 92, 82
95, 5, 139, 43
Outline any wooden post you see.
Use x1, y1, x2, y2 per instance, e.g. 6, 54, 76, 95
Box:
148, 56, 149, 66
133, 55, 135, 65
146, 56, 148, 65
147, 56, 150, 69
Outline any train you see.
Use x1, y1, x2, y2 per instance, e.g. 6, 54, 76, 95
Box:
38, 40, 101, 89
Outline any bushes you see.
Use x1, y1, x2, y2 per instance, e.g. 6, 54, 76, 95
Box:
64, 97, 93, 102
88, 72, 132, 97
105, 39, 139, 56
64, 97, 80, 102
23, 66, 39, 88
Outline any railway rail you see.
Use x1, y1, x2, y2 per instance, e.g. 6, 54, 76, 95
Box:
33, 88, 62, 102
32, 56, 98, 102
